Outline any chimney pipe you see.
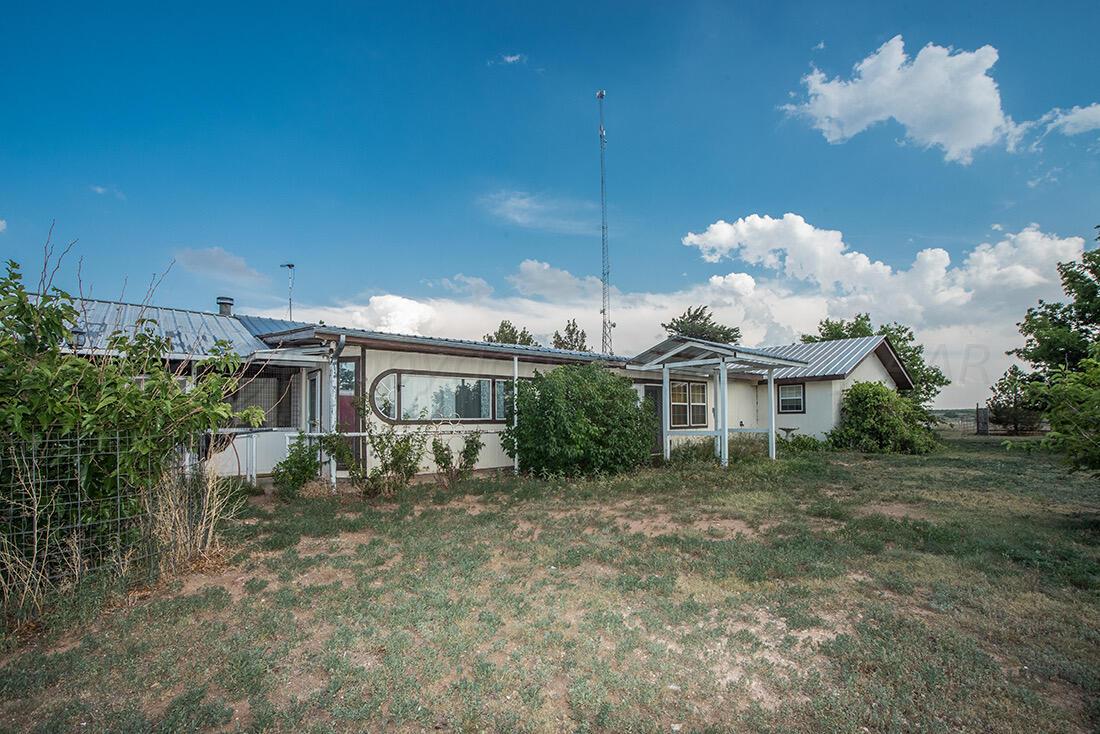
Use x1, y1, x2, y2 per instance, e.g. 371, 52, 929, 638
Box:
216, 296, 234, 317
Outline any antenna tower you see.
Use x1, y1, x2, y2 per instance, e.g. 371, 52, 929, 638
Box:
596, 89, 613, 354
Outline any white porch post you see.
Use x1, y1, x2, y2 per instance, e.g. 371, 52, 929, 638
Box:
661, 364, 671, 461
328, 355, 338, 487
767, 367, 776, 460
512, 356, 519, 474
712, 367, 721, 460
719, 359, 729, 467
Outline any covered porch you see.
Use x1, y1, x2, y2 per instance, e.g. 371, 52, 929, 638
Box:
627, 336, 807, 464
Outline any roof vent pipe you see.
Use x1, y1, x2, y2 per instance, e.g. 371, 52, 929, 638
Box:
216, 296, 234, 316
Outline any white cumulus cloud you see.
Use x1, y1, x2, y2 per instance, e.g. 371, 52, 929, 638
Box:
786, 35, 1100, 164
1040, 103, 1100, 137
247, 218, 1087, 407
785, 35, 1019, 164
0, 219, 6, 234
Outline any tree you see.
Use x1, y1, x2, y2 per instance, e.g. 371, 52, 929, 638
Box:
552, 319, 589, 351
801, 313, 949, 408
661, 306, 741, 344
1011, 249, 1100, 374
802, 314, 874, 341
483, 320, 539, 346
987, 365, 1043, 434
1032, 343, 1100, 472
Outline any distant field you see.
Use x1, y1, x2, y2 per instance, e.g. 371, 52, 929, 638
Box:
2, 437, 1097, 732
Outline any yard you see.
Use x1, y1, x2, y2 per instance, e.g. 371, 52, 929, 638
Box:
1, 437, 1098, 733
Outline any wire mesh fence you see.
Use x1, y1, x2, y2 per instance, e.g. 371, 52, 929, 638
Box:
0, 431, 234, 620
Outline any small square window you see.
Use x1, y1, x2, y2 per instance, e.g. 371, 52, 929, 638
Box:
778, 384, 804, 413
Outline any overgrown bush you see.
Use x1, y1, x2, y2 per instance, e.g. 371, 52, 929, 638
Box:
361, 421, 429, 497
271, 433, 320, 501
1, 256, 261, 617
501, 363, 656, 476
431, 432, 484, 491
828, 381, 938, 455
1033, 345, 1100, 472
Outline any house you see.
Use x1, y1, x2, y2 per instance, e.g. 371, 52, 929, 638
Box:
68, 295, 912, 478
627, 334, 913, 463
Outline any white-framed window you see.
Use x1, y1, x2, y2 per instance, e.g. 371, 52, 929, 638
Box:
400, 374, 492, 421
670, 381, 707, 428
369, 370, 520, 423
778, 384, 805, 413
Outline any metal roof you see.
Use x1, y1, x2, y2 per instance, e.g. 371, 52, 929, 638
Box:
240, 316, 630, 364
70, 299, 270, 359
627, 335, 807, 370
750, 335, 913, 388
233, 314, 314, 338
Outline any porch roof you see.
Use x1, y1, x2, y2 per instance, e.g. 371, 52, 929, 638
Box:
626, 335, 807, 374
244, 320, 630, 365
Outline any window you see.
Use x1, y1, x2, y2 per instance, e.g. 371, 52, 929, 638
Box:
338, 361, 357, 395
778, 384, 805, 413
307, 373, 320, 430
369, 370, 521, 423
225, 366, 301, 428
670, 381, 707, 428
494, 380, 513, 423
372, 372, 397, 420
399, 374, 492, 421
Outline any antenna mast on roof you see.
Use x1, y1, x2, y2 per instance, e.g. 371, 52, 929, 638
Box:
280, 263, 295, 320
596, 89, 614, 354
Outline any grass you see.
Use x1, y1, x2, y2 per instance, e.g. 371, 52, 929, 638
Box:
1, 437, 1098, 732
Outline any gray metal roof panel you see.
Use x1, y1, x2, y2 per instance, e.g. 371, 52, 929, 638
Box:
749, 335, 886, 380
72, 299, 271, 358
307, 323, 631, 362
234, 314, 314, 338
627, 335, 807, 368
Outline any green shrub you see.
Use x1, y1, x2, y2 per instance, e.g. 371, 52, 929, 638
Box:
669, 438, 718, 465
828, 381, 938, 455
1033, 345, 1100, 472
361, 421, 429, 497
501, 363, 656, 476
271, 433, 319, 500
728, 434, 769, 461
780, 433, 830, 453
431, 431, 484, 491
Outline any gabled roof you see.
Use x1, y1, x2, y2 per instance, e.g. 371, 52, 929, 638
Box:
751, 335, 914, 389
71, 298, 271, 359
627, 335, 808, 371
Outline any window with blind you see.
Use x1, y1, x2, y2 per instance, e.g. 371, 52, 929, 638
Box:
670, 381, 707, 428
778, 384, 805, 413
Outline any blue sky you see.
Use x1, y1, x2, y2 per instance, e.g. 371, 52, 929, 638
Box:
1, 1, 1098, 405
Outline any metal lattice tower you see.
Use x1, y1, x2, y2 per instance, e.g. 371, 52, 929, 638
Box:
597, 89, 614, 354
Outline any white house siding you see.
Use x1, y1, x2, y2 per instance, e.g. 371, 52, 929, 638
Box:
726, 378, 758, 430
843, 351, 897, 390
352, 347, 658, 474
753, 380, 841, 439
722, 351, 902, 440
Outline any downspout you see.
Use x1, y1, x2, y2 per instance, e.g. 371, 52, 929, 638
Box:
328, 335, 346, 488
